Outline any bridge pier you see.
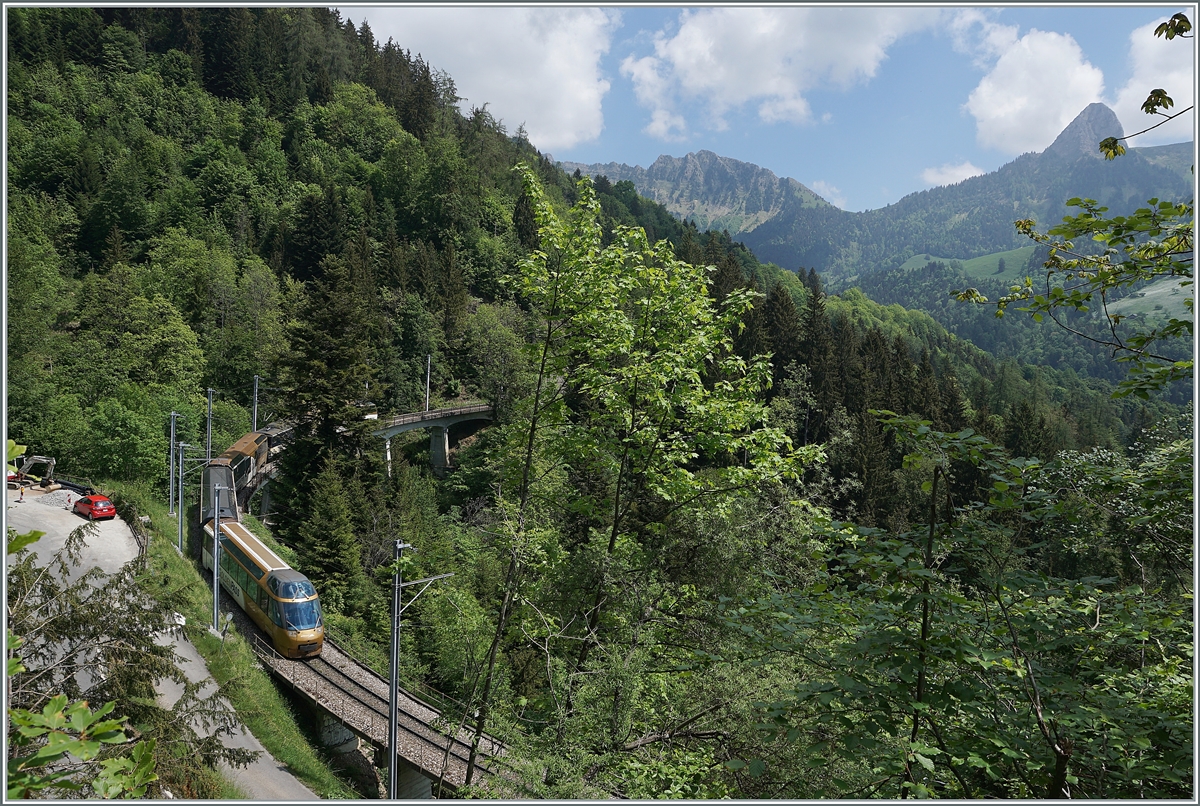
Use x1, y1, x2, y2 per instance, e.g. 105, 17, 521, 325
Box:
316, 712, 360, 754
258, 480, 271, 518
372, 748, 434, 799
314, 712, 388, 797
429, 426, 450, 477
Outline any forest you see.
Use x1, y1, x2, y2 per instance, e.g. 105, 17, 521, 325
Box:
5, 7, 1193, 799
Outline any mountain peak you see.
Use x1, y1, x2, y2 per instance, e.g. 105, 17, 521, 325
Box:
1042, 103, 1124, 162
558, 150, 830, 236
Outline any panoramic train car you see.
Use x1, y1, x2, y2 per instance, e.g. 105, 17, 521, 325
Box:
200, 431, 323, 659
201, 515, 324, 658
207, 431, 270, 494
258, 420, 296, 455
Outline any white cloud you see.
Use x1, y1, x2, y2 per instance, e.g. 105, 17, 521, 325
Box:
621, 7, 942, 138
948, 8, 1018, 67
1111, 16, 1195, 146
810, 180, 847, 209
964, 29, 1105, 154
921, 161, 985, 186
356, 7, 619, 150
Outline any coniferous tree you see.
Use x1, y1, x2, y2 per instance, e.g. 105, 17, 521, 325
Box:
831, 312, 863, 415
936, 361, 971, 431
200, 8, 256, 101
860, 326, 893, 412
295, 456, 367, 615
408, 239, 440, 304
399, 53, 437, 141
763, 282, 801, 397
854, 409, 894, 526
1004, 399, 1052, 459
287, 186, 346, 282
440, 243, 469, 349
379, 219, 409, 291
676, 224, 704, 267
711, 251, 743, 305
798, 287, 836, 441
913, 348, 943, 425
805, 267, 822, 296
734, 279, 770, 366
275, 258, 380, 451
888, 335, 916, 415
513, 189, 539, 251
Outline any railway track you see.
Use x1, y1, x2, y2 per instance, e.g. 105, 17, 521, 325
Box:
251, 635, 503, 792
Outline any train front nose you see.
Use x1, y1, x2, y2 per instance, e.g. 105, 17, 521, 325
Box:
290, 625, 324, 657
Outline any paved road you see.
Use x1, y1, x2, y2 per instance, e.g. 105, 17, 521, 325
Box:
5, 485, 318, 800
155, 631, 319, 800
5, 487, 137, 580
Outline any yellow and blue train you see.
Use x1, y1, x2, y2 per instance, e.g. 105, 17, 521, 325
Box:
200, 422, 324, 658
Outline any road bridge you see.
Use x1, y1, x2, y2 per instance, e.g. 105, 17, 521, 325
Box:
371, 404, 494, 475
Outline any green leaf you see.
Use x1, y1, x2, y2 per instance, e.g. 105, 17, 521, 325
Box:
7, 529, 43, 554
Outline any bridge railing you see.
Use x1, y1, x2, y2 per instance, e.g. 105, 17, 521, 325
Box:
321, 624, 477, 727
376, 403, 494, 427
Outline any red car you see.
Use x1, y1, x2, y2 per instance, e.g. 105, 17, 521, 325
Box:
74, 494, 117, 521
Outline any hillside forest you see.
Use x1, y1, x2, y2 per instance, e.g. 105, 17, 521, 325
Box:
5, 7, 1193, 799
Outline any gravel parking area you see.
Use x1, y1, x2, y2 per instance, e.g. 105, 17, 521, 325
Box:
31, 488, 79, 509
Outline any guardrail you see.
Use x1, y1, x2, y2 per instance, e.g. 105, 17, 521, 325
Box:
375, 403, 494, 428
107, 491, 149, 559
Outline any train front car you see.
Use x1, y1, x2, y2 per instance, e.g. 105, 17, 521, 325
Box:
265, 569, 324, 657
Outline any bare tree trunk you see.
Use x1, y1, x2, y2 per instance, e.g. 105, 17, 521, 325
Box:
464, 291, 561, 786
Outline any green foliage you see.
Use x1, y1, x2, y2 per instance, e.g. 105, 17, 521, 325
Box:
724, 416, 1192, 798
5, 525, 248, 798
619, 747, 733, 799
6, 688, 154, 799
1003, 198, 1193, 397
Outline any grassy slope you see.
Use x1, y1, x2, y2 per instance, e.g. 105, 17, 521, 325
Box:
896, 245, 1192, 320
105, 481, 357, 799
1107, 276, 1193, 320
897, 246, 1036, 282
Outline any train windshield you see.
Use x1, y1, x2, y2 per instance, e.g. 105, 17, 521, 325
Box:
282, 598, 323, 630
278, 579, 316, 600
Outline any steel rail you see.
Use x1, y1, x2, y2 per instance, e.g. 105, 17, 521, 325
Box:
249, 634, 500, 789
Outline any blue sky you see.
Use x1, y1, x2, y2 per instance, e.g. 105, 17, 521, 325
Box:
352, 5, 1196, 212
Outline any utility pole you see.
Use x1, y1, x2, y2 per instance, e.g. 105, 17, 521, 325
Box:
387, 540, 409, 801
206, 388, 214, 461
387, 541, 453, 799
177, 443, 188, 554
168, 412, 178, 514
211, 483, 228, 633
425, 355, 431, 412
252, 375, 259, 432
